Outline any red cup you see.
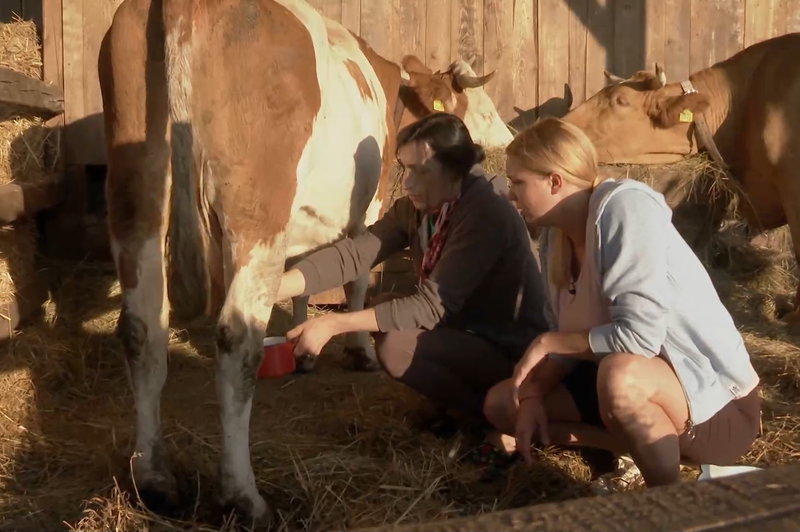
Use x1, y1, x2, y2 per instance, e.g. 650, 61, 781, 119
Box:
258, 336, 296, 378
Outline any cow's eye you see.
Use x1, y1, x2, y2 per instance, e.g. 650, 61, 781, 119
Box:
614, 95, 629, 107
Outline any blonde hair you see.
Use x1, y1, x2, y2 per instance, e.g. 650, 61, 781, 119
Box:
506, 117, 603, 290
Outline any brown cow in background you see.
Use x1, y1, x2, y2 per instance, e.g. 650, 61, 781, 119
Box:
563, 33, 800, 324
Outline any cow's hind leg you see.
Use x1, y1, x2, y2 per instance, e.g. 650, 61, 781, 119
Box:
216, 239, 285, 523
113, 233, 175, 509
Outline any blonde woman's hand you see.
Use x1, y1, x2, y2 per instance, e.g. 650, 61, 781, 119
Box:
510, 335, 548, 408
515, 392, 550, 466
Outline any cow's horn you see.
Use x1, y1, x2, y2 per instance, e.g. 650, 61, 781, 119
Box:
655, 63, 667, 87
455, 69, 497, 89
604, 70, 625, 84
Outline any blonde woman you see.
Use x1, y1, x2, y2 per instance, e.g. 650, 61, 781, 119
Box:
483, 117, 762, 488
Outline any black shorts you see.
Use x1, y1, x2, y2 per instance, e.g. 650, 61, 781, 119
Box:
561, 360, 604, 427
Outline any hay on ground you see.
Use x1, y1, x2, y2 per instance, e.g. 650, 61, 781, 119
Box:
0, 95, 797, 531
0, 17, 52, 318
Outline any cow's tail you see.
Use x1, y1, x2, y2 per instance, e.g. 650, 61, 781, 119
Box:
162, 0, 217, 320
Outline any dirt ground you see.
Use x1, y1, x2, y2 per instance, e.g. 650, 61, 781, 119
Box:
0, 217, 799, 532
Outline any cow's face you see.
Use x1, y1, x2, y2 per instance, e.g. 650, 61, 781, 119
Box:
563, 65, 711, 164
398, 55, 496, 129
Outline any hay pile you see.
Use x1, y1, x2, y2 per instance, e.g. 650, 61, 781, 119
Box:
0, 17, 52, 333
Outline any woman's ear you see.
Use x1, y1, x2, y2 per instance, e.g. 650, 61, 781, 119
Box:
549, 172, 564, 194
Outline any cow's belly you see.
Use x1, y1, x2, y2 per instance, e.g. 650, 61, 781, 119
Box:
283, 74, 388, 259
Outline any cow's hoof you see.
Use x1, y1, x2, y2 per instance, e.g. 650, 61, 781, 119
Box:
294, 354, 317, 373
132, 468, 178, 515
344, 346, 381, 372
220, 490, 273, 529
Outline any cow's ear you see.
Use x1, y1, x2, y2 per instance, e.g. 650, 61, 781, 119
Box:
650, 91, 711, 128
401, 55, 432, 75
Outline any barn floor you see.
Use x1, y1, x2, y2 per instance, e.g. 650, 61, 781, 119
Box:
0, 238, 799, 531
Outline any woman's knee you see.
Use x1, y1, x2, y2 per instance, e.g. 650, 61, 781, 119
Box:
483, 380, 514, 431
373, 331, 412, 379
597, 353, 653, 420
597, 352, 688, 431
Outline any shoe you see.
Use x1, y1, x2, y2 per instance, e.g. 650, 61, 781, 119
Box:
589, 455, 645, 495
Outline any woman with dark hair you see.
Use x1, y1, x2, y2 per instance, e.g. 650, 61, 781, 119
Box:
275, 112, 550, 458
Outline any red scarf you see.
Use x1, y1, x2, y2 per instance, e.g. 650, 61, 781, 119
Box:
419, 196, 460, 283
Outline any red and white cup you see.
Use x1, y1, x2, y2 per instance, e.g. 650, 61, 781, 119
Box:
258, 336, 296, 378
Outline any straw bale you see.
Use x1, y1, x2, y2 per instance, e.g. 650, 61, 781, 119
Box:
0, 17, 50, 321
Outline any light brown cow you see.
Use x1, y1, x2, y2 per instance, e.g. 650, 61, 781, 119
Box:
563, 33, 800, 323
99, 0, 504, 523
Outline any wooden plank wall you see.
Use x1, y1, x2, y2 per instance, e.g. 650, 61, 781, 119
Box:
0, 0, 42, 28
308, 0, 800, 133
21, 0, 800, 168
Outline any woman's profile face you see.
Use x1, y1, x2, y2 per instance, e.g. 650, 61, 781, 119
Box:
397, 141, 458, 213
506, 155, 560, 226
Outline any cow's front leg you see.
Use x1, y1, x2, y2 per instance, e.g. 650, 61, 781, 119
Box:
215, 241, 284, 525
113, 235, 176, 511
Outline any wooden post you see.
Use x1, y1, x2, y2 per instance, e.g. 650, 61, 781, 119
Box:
362, 464, 800, 532
39, 0, 88, 260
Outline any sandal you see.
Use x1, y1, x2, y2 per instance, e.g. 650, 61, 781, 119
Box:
465, 441, 520, 482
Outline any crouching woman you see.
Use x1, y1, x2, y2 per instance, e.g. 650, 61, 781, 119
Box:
485, 117, 761, 487
275, 112, 550, 427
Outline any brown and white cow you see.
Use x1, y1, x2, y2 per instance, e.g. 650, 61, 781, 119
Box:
99, 0, 505, 522
563, 33, 800, 322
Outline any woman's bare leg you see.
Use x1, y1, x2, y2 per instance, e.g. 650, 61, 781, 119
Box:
597, 353, 689, 487
484, 380, 629, 453
484, 352, 690, 487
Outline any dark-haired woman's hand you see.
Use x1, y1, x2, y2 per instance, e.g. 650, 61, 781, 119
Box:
287, 314, 340, 357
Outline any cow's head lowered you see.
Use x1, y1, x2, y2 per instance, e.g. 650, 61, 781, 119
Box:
563, 64, 712, 164
397, 56, 512, 148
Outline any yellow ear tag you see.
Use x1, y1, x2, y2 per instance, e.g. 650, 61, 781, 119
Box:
679, 109, 694, 123
432, 99, 444, 111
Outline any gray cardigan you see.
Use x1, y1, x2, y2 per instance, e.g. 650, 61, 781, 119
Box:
540, 178, 760, 426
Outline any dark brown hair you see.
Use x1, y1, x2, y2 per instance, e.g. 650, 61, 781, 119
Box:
396, 112, 486, 180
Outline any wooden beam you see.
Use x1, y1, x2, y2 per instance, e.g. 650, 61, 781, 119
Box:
0, 66, 64, 120
0, 175, 65, 226
0, 233, 49, 341
362, 464, 800, 532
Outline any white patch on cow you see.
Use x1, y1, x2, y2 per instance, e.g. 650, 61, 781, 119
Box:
275, 1, 389, 366
450, 60, 514, 148
113, 235, 173, 492
273, 0, 389, 257
216, 239, 285, 519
